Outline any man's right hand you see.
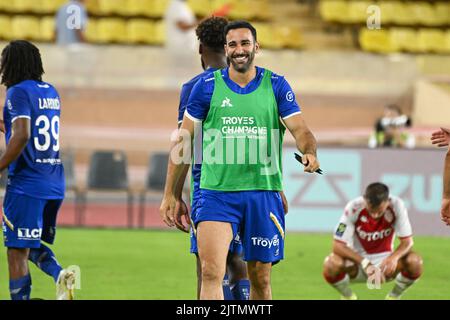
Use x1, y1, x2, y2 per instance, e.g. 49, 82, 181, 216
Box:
159, 194, 178, 228
174, 199, 191, 233
431, 128, 450, 147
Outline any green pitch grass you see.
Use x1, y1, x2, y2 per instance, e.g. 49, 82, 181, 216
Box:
0, 228, 449, 300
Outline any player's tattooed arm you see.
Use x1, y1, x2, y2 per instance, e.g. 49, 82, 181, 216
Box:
0, 118, 30, 172
283, 113, 319, 173
0, 119, 4, 133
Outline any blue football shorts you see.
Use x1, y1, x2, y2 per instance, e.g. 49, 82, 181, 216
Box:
2, 192, 63, 248
190, 192, 243, 256
191, 189, 285, 264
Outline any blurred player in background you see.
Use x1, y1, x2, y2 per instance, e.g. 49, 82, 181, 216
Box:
167, 16, 250, 300
0, 40, 76, 300
55, 0, 88, 46
431, 127, 450, 226
161, 21, 319, 299
323, 182, 423, 300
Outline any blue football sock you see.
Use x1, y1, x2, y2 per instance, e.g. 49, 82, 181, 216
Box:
223, 274, 234, 300
9, 274, 32, 300
231, 279, 250, 300
29, 244, 63, 283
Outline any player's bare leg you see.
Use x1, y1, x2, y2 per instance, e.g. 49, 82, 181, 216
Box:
323, 253, 358, 299
8, 248, 30, 280
7, 248, 31, 300
197, 221, 233, 300
386, 251, 423, 299
247, 261, 272, 300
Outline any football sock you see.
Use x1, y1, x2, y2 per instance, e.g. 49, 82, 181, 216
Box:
389, 272, 418, 297
231, 279, 250, 300
10, 274, 32, 300
223, 274, 234, 300
324, 272, 353, 298
29, 243, 63, 283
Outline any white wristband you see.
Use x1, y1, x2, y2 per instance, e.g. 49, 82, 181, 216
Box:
361, 258, 370, 270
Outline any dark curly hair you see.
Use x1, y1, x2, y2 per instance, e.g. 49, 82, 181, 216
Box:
1, 40, 44, 88
195, 16, 228, 53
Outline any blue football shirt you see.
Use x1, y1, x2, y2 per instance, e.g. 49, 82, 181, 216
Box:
3, 80, 65, 199
178, 68, 217, 203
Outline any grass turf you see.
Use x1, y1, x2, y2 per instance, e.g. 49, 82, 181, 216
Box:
0, 228, 448, 300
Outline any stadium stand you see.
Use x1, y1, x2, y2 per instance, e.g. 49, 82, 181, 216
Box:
319, 0, 450, 54
80, 151, 134, 227
138, 152, 169, 228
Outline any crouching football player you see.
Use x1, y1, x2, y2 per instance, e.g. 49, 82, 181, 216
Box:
323, 182, 423, 300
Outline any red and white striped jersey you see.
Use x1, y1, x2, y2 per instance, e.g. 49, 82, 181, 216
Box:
333, 196, 412, 257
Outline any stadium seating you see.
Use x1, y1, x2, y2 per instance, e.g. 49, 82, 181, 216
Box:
389, 27, 418, 52
417, 29, 446, 53
151, 0, 170, 18
127, 0, 156, 17
347, 1, 373, 24
10, 15, 41, 40
276, 25, 303, 49
252, 22, 283, 50
359, 28, 396, 53
5, 0, 37, 13
153, 20, 166, 45
138, 152, 169, 228
82, 150, 134, 227
320, 0, 450, 27
39, 16, 55, 42
446, 30, 450, 53
61, 151, 84, 226
434, 2, 450, 26
84, 19, 99, 43
127, 19, 155, 44
187, 0, 212, 17
96, 18, 127, 43
96, 0, 128, 15
0, 15, 12, 40
319, 0, 349, 23
229, 0, 258, 20
37, 0, 67, 14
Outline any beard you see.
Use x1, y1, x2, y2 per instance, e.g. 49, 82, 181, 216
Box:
229, 50, 255, 73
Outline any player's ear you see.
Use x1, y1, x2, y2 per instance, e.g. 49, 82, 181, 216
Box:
255, 41, 260, 54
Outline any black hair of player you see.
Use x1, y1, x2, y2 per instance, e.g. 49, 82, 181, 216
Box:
196, 16, 228, 53
224, 20, 257, 42
0, 40, 44, 88
364, 182, 389, 208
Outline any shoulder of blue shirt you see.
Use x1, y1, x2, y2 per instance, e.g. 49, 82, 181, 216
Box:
191, 66, 293, 97
183, 66, 301, 122
178, 68, 217, 124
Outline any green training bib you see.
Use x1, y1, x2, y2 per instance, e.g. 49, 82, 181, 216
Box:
199, 69, 285, 191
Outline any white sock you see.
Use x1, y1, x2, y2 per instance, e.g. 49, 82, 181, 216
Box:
332, 274, 353, 297
389, 273, 417, 297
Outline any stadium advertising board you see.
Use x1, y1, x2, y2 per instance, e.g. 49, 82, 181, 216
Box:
283, 147, 447, 236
